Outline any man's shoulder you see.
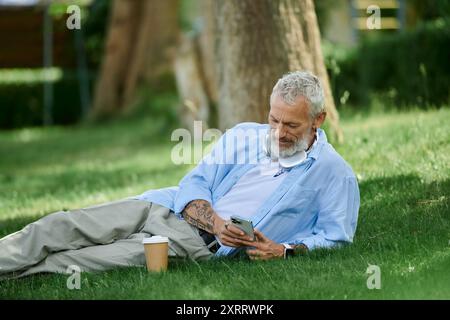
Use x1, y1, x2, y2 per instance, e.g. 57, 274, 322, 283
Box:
316, 142, 356, 179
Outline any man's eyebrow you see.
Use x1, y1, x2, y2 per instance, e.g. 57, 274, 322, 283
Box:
270, 115, 301, 126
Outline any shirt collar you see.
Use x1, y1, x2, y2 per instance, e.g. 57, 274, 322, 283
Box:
306, 128, 326, 160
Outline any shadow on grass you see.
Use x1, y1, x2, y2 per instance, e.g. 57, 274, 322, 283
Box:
356, 175, 449, 241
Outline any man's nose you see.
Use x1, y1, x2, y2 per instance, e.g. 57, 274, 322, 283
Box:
275, 123, 287, 139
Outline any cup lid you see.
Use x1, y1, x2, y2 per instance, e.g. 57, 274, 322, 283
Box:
142, 236, 169, 244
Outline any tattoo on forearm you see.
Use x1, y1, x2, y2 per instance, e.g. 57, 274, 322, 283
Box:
182, 200, 216, 233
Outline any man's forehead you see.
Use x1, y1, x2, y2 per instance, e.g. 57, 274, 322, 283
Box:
269, 95, 310, 120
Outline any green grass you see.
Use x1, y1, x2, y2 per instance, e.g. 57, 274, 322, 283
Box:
0, 107, 449, 299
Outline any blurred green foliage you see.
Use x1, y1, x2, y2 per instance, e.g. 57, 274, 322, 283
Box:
82, 0, 111, 68
325, 19, 450, 109
0, 71, 95, 129
408, 0, 450, 23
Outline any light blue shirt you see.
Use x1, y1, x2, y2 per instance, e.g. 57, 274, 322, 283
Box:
212, 159, 288, 221
135, 122, 360, 257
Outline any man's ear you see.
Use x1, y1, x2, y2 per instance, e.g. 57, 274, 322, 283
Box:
313, 111, 327, 129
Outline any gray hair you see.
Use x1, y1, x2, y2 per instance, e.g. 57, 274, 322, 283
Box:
270, 71, 325, 118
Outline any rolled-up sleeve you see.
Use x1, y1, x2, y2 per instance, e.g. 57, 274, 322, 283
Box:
172, 129, 231, 217
294, 175, 360, 250
173, 162, 217, 216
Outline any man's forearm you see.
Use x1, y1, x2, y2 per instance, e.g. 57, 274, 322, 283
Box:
181, 199, 222, 234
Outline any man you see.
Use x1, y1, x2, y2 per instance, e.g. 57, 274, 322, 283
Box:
0, 71, 359, 279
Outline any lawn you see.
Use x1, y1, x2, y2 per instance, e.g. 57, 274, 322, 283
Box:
0, 106, 449, 299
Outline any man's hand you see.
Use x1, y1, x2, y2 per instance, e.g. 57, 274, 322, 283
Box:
181, 200, 251, 248
213, 217, 255, 248
237, 229, 285, 260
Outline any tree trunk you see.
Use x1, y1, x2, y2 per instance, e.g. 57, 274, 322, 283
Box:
215, 0, 343, 142
198, 0, 219, 105
90, 0, 141, 118
174, 33, 210, 132
173, 0, 218, 131
123, 0, 179, 108
91, 0, 179, 119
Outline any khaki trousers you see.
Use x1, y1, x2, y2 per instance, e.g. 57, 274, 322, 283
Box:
0, 198, 213, 280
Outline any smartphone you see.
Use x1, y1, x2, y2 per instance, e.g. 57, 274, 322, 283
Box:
230, 215, 255, 241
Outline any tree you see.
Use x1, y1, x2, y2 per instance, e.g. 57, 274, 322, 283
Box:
123, 0, 179, 107
174, 0, 218, 131
91, 0, 179, 119
90, 0, 140, 118
214, 0, 343, 142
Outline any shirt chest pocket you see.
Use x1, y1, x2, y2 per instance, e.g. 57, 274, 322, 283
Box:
274, 187, 317, 217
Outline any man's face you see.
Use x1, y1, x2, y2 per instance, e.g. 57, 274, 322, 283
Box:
268, 94, 314, 158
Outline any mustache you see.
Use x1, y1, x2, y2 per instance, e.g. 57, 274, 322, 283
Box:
278, 136, 298, 144
270, 130, 297, 143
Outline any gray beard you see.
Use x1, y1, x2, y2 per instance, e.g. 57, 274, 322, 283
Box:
268, 130, 310, 159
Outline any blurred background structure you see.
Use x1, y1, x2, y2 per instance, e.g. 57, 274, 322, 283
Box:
319, 0, 450, 115
0, 0, 448, 137
0, 0, 101, 128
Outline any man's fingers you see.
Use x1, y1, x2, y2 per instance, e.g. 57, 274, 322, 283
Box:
246, 249, 263, 257
220, 236, 239, 247
226, 224, 246, 237
223, 227, 250, 241
237, 238, 259, 248
221, 234, 245, 247
223, 229, 242, 239
221, 234, 257, 248
254, 229, 267, 242
221, 240, 239, 248
247, 250, 270, 261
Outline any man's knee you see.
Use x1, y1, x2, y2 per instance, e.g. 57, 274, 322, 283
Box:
35, 210, 74, 231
